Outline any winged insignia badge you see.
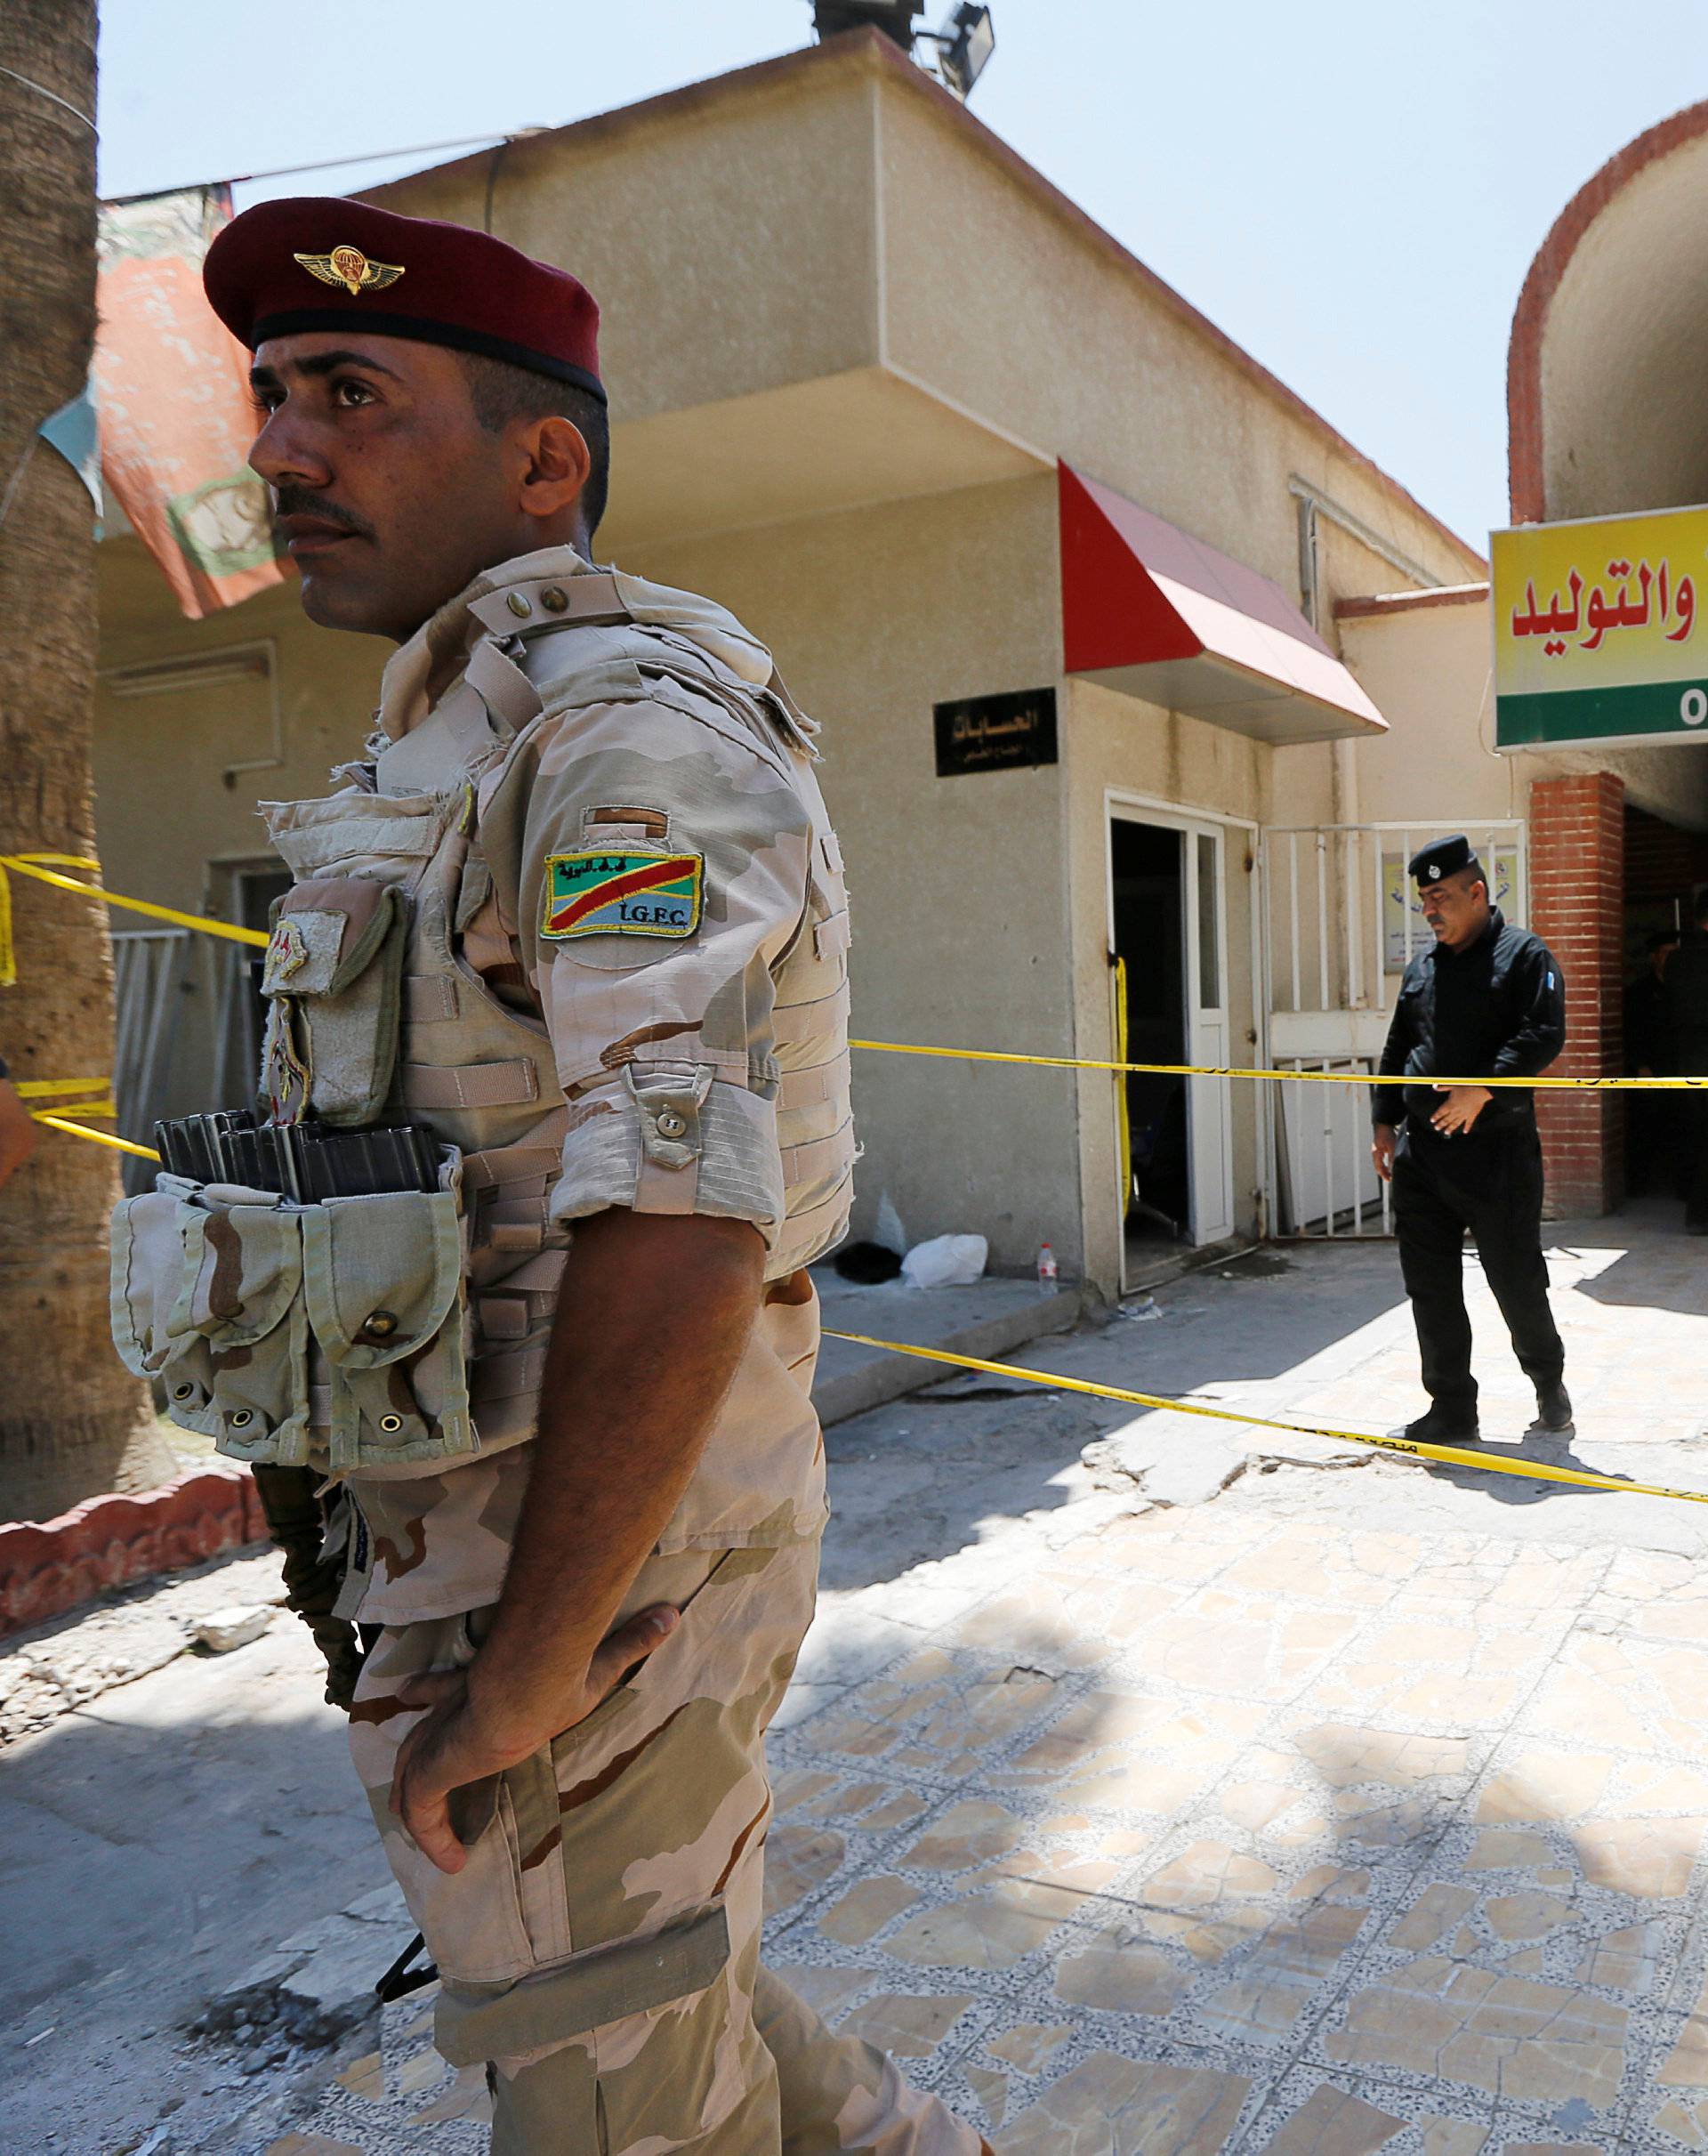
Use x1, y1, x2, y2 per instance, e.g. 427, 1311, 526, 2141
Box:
293, 245, 406, 297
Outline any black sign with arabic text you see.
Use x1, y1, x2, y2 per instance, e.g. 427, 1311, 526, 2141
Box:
933, 687, 1059, 777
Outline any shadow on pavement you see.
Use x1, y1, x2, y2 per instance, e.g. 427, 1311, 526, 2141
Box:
1422, 1426, 1637, 1508
1565, 1194, 1708, 1320
822, 1246, 1418, 1595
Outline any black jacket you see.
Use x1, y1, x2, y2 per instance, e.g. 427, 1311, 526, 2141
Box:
1625, 970, 1673, 1075
1666, 932, 1708, 1069
1373, 908, 1566, 1134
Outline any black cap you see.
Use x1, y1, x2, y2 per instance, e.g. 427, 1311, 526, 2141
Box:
1408, 836, 1483, 887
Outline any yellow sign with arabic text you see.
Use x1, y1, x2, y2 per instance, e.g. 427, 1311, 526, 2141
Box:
1492, 504, 1708, 748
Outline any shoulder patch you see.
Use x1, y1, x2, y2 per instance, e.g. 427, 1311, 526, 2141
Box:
542, 849, 704, 941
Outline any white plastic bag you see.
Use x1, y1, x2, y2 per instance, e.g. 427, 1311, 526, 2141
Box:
900, 1232, 988, 1289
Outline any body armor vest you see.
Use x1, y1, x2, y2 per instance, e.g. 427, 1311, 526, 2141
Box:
111, 564, 853, 1485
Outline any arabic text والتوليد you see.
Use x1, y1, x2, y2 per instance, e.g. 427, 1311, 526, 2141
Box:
1511, 555, 1695, 656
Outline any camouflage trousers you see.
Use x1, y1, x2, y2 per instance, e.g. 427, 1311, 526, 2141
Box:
349, 1536, 982, 2154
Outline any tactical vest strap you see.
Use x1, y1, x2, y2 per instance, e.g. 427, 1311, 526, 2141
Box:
466, 571, 631, 638
404, 975, 461, 1023
770, 980, 850, 1045
466, 638, 544, 735
399, 1057, 542, 1110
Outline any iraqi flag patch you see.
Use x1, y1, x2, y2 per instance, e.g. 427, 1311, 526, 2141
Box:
541, 849, 704, 941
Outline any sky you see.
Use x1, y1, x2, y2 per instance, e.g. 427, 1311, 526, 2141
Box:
97, 0, 1707, 551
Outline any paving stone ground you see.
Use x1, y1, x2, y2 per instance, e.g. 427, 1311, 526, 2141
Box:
10, 1202, 1708, 2153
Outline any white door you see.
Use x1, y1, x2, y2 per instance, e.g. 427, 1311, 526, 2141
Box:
1184, 825, 1234, 1244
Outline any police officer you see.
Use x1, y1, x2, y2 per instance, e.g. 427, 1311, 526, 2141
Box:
1371, 837, 1570, 1444
186, 198, 989, 2156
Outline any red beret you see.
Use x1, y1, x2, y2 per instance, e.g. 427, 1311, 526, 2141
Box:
204, 195, 604, 404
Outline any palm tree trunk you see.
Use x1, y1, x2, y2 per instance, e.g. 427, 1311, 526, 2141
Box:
0, 1, 175, 1521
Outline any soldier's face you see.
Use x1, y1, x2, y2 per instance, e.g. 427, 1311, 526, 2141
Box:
247, 334, 518, 639
1419, 872, 1488, 949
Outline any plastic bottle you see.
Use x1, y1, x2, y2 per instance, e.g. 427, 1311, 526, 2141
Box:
1036, 1242, 1059, 1293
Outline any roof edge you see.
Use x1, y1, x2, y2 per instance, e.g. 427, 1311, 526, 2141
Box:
1334, 583, 1490, 621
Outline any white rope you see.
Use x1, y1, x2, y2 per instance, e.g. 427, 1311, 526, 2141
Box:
0, 437, 38, 534
0, 63, 96, 132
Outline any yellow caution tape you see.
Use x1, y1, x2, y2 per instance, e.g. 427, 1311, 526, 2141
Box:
28, 1110, 158, 1159
0, 854, 1696, 1094
0, 853, 103, 986
0, 853, 270, 952
850, 1038, 1708, 1090
13, 1076, 112, 1098
26, 1106, 1705, 1506
823, 1328, 1708, 1507
1112, 957, 1132, 1213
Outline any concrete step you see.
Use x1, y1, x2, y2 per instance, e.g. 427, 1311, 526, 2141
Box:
810, 1270, 1083, 1426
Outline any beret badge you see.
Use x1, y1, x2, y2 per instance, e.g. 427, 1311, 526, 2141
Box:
292, 244, 405, 297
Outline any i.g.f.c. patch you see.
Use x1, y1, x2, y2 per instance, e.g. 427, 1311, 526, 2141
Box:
542, 849, 704, 941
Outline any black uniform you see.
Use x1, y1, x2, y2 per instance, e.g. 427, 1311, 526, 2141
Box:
1625, 968, 1672, 1075
1624, 955, 1676, 1198
1374, 906, 1567, 1418
1666, 929, 1708, 1231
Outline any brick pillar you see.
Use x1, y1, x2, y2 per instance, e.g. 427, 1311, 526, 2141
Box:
1527, 772, 1624, 1216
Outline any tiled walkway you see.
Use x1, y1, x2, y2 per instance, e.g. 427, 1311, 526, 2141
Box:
287, 1509, 1708, 2150
760, 1510, 1708, 2152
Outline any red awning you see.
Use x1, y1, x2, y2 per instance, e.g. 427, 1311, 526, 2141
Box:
1059, 464, 1389, 745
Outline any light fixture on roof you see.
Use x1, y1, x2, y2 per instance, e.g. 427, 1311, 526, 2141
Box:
808, 1, 996, 101
922, 4, 995, 101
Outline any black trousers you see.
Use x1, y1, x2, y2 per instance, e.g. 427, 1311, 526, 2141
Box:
1684, 1095, 1708, 1231
1391, 1121, 1565, 1414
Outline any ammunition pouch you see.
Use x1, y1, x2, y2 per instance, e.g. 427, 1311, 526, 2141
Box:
260, 877, 409, 1127
109, 1146, 477, 1479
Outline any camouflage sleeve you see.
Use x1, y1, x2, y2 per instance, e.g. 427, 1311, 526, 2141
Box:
504, 685, 814, 1245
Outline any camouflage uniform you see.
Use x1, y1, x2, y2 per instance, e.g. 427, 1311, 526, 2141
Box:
116, 547, 979, 2152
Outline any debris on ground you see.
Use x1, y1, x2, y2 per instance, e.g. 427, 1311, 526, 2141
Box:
900, 1231, 988, 1288
193, 1604, 275, 1654
0, 1548, 286, 1744
193, 1883, 418, 2052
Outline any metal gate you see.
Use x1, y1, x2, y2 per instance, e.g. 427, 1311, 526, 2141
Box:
112, 929, 257, 1192
1258, 820, 1527, 1236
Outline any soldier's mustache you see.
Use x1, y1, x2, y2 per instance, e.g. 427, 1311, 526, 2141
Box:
271, 486, 375, 539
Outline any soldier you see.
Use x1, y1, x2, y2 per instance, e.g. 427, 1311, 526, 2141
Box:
1371, 837, 1570, 1445
154, 198, 989, 2154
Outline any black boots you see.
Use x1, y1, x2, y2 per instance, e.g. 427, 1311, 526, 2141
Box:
1406, 1385, 1570, 1445
1404, 1405, 1481, 1447
1535, 1379, 1574, 1431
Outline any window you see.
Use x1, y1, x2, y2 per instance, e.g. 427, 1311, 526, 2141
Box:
1196, 832, 1220, 1009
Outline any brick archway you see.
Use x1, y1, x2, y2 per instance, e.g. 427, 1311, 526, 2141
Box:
1509, 101, 1708, 523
